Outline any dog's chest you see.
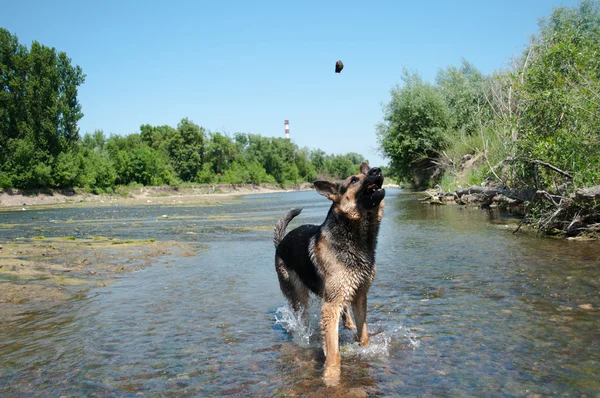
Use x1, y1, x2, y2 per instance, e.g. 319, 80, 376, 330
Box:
310, 234, 376, 278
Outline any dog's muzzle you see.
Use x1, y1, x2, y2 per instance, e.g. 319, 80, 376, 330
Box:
361, 167, 385, 208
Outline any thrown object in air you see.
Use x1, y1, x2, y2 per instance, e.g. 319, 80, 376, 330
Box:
335, 60, 344, 73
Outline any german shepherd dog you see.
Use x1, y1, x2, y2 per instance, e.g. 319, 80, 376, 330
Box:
273, 162, 385, 374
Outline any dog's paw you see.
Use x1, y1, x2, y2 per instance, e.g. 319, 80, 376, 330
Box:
343, 319, 356, 330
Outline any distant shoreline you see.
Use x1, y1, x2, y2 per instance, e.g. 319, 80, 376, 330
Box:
0, 183, 403, 209
0, 184, 313, 209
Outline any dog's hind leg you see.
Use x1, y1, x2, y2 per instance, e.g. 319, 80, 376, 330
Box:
276, 257, 310, 316
341, 302, 356, 330
289, 273, 310, 321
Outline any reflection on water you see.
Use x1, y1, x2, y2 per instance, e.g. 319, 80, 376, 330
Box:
1, 189, 599, 396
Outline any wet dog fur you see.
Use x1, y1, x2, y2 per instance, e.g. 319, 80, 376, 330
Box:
273, 161, 385, 372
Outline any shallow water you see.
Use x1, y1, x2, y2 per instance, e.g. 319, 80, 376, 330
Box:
1, 189, 599, 396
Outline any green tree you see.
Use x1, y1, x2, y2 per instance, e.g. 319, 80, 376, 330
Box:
106, 133, 175, 186
140, 124, 175, 154
310, 149, 328, 176
294, 148, 317, 182
129, 145, 175, 186
0, 28, 85, 189
205, 132, 237, 175
246, 160, 275, 184
80, 149, 117, 191
53, 150, 83, 187
0, 28, 30, 152
377, 69, 451, 187
167, 118, 205, 182
329, 155, 355, 179
56, 52, 85, 147
82, 130, 107, 151
436, 59, 487, 136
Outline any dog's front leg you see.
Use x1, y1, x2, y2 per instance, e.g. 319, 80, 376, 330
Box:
352, 289, 369, 347
321, 301, 342, 368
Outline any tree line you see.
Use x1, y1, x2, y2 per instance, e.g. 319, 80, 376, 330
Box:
0, 28, 367, 192
377, 0, 600, 192
78, 123, 367, 192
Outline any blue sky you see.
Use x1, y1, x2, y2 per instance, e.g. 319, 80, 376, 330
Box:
3, 0, 579, 166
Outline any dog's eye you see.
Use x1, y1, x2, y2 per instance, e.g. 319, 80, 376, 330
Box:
350, 176, 359, 184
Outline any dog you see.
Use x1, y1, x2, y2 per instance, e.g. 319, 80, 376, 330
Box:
273, 161, 385, 374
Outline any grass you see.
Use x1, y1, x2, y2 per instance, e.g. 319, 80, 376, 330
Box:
438, 122, 515, 191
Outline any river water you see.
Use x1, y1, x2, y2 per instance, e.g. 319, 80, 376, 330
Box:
0, 189, 598, 396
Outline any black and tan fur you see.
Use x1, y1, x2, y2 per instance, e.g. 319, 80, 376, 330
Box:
273, 161, 385, 371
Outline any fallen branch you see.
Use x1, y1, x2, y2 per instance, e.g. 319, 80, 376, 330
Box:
455, 185, 534, 204
506, 157, 573, 180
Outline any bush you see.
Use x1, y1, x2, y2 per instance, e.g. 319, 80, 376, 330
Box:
53, 151, 83, 187
0, 172, 12, 189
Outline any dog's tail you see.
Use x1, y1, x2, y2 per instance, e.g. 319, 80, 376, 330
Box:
273, 208, 302, 248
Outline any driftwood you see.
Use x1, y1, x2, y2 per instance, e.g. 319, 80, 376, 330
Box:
437, 155, 598, 238
421, 183, 599, 237
421, 187, 449, 205
514, 185, 600, 237
574, 186, 600, 202
455, 185, 536, 206
455, 186, 497, 196
421, 185, 532, 208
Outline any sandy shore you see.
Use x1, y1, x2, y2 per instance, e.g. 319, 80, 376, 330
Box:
0, 184, 313, 209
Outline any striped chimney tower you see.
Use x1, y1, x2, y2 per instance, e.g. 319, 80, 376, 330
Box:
284, 120, 290, 139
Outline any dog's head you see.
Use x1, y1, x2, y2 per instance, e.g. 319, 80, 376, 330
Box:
313, 162, 385, 220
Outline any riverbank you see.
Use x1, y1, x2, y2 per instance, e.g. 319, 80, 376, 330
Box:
420, 184, 600, 239
0, 183, 314, 209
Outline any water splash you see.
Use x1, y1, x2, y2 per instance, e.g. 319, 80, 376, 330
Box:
274, 304, 320, 348
340, 324, 421, 359
274, 303, 421, 356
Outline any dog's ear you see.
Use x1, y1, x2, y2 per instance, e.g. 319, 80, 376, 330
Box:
313, 181, 340, 201
359, 161, 370, 175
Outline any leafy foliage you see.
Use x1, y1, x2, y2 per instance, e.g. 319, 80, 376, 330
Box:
377, 69, 451, 188
379, 1, 600, 191
514, 0, 600, 188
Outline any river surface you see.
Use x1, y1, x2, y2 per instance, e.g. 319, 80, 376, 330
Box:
0, 189, 598, 397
